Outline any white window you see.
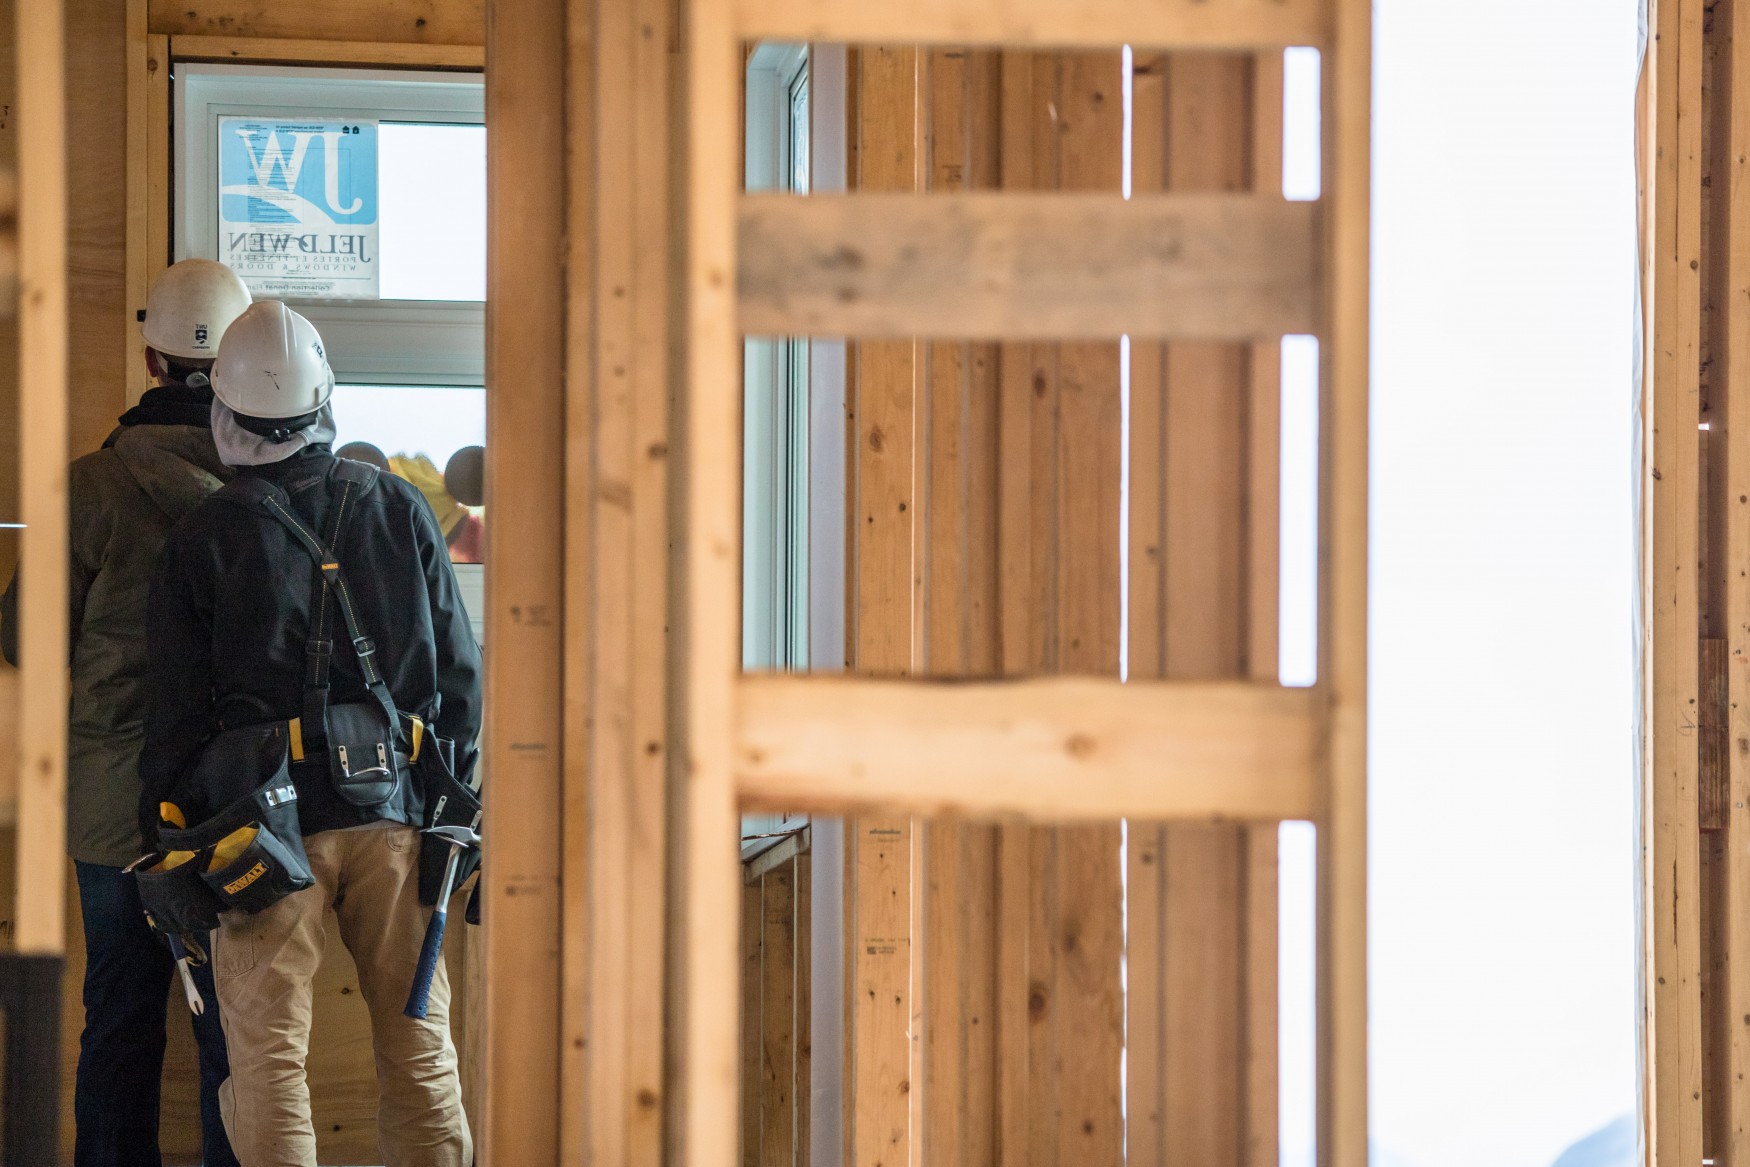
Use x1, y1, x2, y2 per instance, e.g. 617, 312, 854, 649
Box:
743, 44, 811, 674
174, 63, 488, 610
742, 43, 812, 857
175, 65, 484, 386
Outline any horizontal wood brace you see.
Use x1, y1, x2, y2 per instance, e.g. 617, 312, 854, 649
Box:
733, 0, 1328, 49
738, 192, 1318, 341
170, 35, 485, 70
735, 676, 1322, 822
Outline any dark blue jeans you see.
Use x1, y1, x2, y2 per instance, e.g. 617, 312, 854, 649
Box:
73, 861, 240, 1167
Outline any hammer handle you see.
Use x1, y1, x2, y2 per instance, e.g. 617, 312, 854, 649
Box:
404, 843, 463, 1019
403, 904, 447, 1020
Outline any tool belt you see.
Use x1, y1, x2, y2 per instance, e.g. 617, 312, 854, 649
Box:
129, 721, 314, 932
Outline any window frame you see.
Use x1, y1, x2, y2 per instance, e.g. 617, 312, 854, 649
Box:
742, 43, 812, 860
173, 63, 486, 386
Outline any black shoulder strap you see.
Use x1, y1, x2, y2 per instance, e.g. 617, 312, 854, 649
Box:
247, 463, 400, 749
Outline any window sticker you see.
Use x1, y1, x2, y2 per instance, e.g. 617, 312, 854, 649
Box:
218, 118, 379, 299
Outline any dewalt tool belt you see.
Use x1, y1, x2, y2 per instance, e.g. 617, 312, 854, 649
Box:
130, 723, 313, 930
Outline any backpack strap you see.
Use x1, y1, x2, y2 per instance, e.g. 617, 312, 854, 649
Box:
241, 462, 400, 754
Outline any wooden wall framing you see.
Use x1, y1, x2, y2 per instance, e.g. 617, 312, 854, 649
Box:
1657, 0, 1750, 1161
681, 5, 1372, 1167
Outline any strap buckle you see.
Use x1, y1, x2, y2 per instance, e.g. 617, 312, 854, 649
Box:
351, 635, 376, 659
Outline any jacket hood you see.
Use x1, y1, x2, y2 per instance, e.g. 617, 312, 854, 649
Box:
109, 423, 230, 522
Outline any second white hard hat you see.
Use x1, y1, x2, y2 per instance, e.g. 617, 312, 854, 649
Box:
141, 259, 253, 361
211, 300, 336, 420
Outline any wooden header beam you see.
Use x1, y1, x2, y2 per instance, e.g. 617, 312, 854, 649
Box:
734, 0, 1329, 50
737, 677, 1321, 822
169, 35, 484, 70
739, 192, 1317, 340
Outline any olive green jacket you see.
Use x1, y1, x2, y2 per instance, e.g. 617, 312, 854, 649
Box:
2, 421, 228, 866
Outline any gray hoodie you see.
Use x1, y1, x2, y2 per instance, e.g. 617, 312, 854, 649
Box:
3, 419, 229, 865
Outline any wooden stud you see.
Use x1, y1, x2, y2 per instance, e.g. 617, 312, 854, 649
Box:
1702, 639, 1729, 832
125, 9, 168, 403
917, 47, 1005, 1167
760, 865, 799, 1167
1244, 47, 1285, 1167
672, 0, 743, 1162
1639, 0, 1707, 1162
738, 192, 1319, 340
1126, 48, 1280, 1165
15, 0, 70, 958
1319, 0, 1373, 1161
743, 878, 768, 1167
737, 676, 1321, 821
482, 0, 566, 1157
844, 43, 923, 1167
795, 853, 813, 1167
168, 34, 484, 69
1032, 49, 1125, 1167
1707, 0, 1750, 1158
578, 0, 674, 1161
731, 0, 1330, 52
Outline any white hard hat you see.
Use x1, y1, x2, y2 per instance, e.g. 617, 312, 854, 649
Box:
141, 259, 252, 360
211, 300, 336, 420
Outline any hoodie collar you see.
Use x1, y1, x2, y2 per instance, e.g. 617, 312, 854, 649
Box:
111, 381, 216, 439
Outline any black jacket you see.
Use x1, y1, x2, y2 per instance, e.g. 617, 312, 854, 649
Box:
140, 447, 483, 838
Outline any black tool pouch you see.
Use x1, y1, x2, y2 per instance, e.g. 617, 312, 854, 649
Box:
169, 732, 314, 915
128, 848, 223, 935
414, 724, 482, 908
326, 700, 403, 809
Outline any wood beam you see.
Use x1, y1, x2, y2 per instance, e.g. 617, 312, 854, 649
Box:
671, 0, 744, 1162
732, 0, 1328, 51
1641, 0, 1707, 1161
738, 192, 1317, 340
148, 0, 485, 45
736, 677, 1321, 822
168, 35, 484, 69
482, 0, 565, 1156
1318, 0, 1373, 1161
15, 0, 70, 957
842, 43, 924, 1167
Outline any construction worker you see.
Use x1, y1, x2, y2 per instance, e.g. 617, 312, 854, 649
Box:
139, 300, 482, 1166
0, 258, 249, 1167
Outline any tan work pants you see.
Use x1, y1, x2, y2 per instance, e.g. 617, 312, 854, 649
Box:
213, 822, 471, 1167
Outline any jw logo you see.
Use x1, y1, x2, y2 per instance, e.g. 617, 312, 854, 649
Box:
236, 125, 366, 215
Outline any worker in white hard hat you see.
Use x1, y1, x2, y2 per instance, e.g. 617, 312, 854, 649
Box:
0, 258, 248, 1167
139, 300, 481, 1166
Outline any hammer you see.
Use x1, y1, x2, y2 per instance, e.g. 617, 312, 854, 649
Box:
403, 824, 480, 1020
